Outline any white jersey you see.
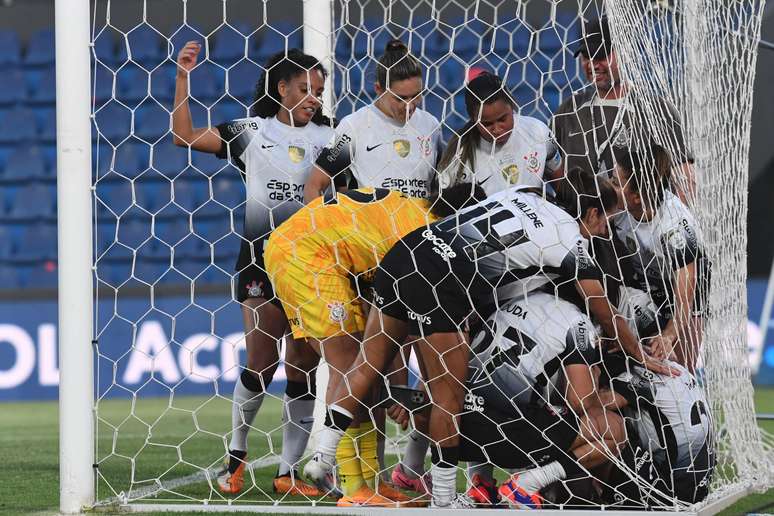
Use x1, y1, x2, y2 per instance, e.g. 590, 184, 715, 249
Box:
316, 104, 442, 198
217, 116, 334, 243
612, 191, 703, 312
469, 292, 600, 406
611, 361, 712, 470
439, 114, 562, 195
434, 187, 601, 301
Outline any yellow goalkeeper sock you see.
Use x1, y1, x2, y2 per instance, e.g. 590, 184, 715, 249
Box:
358, 421, 379, 489
335, 425, 364, 496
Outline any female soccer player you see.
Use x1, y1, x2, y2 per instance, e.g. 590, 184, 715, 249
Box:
304, 39, 442, 201
172, 42, 333, 496
610, 144, 708, 372
305, 168, 678, 507
437, 71, 563, 194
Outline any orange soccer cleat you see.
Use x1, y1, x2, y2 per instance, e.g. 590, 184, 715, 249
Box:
273, 473, 322, 497
217, 462, 245, 495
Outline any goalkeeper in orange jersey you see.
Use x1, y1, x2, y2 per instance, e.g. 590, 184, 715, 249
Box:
263, 184, 485, 507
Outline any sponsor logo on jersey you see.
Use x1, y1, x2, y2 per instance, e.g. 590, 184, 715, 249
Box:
407, 311, 432, 326
612, 124, 631, 148
267, 180, 304, 201
524, 151, 540, 175
228, 120, 259, 133
261, 144, 276, 150
393, 139, 411, 158
633, 446, 651, 473
327, 134, 352, 162
288, 145, 306, 164
680, 218, 699, 248
366, 143, 384, 152
416, 135, 433, 157
328, 301, 348, 323
572, 319, 592, 351
574, 240, 594, 270
246, 280, 264, 298
464, 392, 485, 412
421, 229, 456, 261
370, 288, 385, 306
501, 164, 520, 184
665, 228, 687, 251
380, 178, 429, 198
503, 303, 528, 320
512, 198, 544, 228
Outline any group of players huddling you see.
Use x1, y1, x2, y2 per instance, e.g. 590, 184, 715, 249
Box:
172, 13, 714, 510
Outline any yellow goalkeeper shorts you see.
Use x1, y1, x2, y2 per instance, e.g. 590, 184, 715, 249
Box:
264, 233, 367, 340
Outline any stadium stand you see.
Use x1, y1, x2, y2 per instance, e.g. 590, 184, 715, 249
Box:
0, 15, 578, 290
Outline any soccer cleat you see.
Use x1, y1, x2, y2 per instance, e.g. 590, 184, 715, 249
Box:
377, 482, 429, 507
466, 474, 502, 506
336, 486, 399, 507
303, 453, 343, 499
273, 472, 322, 497
390, 463, 432, 495
430, 493, 478, 508
217, 462, 245, 494
498, 475, 544, 509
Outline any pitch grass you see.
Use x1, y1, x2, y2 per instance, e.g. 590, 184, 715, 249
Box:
1, 390, 773, 515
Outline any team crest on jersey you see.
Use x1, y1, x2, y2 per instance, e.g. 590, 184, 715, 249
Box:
246, 280, 264, 298
328, 301, 348, 323
524, 151, 540, 175
612, 124, 631, 148
501, 164, 519, 184
666, 228, 687, 251
416, 135, 432, 157
288, 145, 306, 164
393, 139, 411, 158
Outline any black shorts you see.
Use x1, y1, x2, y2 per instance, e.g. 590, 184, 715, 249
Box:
373, 227, 491, 335
458, 390, 580, 470
235, 238, 281, 307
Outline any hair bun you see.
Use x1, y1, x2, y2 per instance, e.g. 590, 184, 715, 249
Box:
385, 38, 409, 54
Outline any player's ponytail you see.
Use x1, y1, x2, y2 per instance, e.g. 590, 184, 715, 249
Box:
251, 49, 332, 126
613, 144, 672, 207
437, 72, 517, 186
554, 167, 618, 220
376, 39, 423, 89
429, 182, 487, 218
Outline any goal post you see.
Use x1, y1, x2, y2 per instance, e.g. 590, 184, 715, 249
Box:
56, 0, 95, 513
56, 0, 774, 513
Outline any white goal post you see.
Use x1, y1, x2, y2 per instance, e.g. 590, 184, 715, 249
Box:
56, 0, 774, 514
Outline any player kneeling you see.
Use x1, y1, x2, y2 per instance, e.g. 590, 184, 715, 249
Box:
453, 291, 625, 508
598, 287, 715, 507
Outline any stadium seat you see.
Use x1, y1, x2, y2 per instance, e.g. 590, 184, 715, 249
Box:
112, 142, 150, 179
118, 218, 151, 249
151, 140, 189, 176
0, 30, 21, 67
0, 107, 38, 144
4, 146, 48, 182
24, 29, 55, 67
149, 65, 176, 103
135, 177, 171, 213
191, 151, 224, 175
93, 30, 118, 67
134, 258, 168, 284
27, 68, 56, 105
156, 220, 190, 247
8, 183, 55, 220
173, 234, 207, 260
0, 69, 26, 105
126, 25, 165, 68
172, 178, 206, 213
135, 102, 171, 142
14, 222, 57, 261
38, 108, 57, 143
117, 63, 151, 104
0, 265, 21, 289
211, 24, 249, 67
213, 101, 247, 125
25, 260, 59, 289
0, 225, 14, 259
212, 177, 244, 209
189, 63, 224, 103
226, 60, 261, 103
96, 180, 133, 218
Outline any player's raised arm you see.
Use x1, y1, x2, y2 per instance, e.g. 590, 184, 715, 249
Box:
172, 41, 222, 153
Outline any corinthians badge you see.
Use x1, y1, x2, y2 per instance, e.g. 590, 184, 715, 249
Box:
288, 145, 306, 164
393, 139, 411, 158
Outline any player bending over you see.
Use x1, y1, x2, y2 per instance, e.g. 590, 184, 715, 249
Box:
610, 144, 710, 372
305, 168, 678, 507
263, 184, 484, 506
173, 43, 332, 497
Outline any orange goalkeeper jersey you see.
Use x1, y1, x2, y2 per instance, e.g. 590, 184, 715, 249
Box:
267, 188, 436, 276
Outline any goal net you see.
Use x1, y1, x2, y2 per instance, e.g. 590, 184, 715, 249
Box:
76, 0, 773, 512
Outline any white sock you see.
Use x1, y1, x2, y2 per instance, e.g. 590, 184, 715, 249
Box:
401, 430, 430, 478
516, 461, 567, 493
430, 464, 457, 506
277, 396, 314, 476
467, 461, 494, 483
229, 372, 265, 452
316, 425, 344, 464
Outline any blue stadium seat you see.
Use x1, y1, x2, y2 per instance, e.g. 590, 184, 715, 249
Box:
24, 29, 55, 67
151, 140, 189, 176
0, 107, 37, 144
191, 151, 224, 175
93, 63, 116, 104
93, 31, 118, 67
156, 220, 190, 246
211, 24, 249, 67
94, 102, 132, 144
118, 218, 151, 248
0, 265, 21, 289
38, 108, 57, 144
0, 30, 21, 67
135, 102, 170, 142
114, 142, 150, 179
213, 101, 247, 125
173, 234, 207, 260
0, 225, 14, 259
4, 146, 47, 182
135, 177, 171, 213
226, 60, 261, 103
172, 178, 206, 213
14, 222, 57, 261
96, 180, 133, 218
117, 63, 150, 104
0, 69, 26, 105
493, 18, 533, 57
26, 261, 58, 289
150, 65, 176, 103
127, 24, 165, 68
7, 183, 55, 220
212, 177, 243, 209
27, 68, 56, 105
134, 258, 168, 284
189, 63, 223, 103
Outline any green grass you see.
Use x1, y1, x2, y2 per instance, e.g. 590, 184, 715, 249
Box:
1, 389, 773, 515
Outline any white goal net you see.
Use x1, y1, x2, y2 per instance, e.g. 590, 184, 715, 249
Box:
73, 0, 774, 512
